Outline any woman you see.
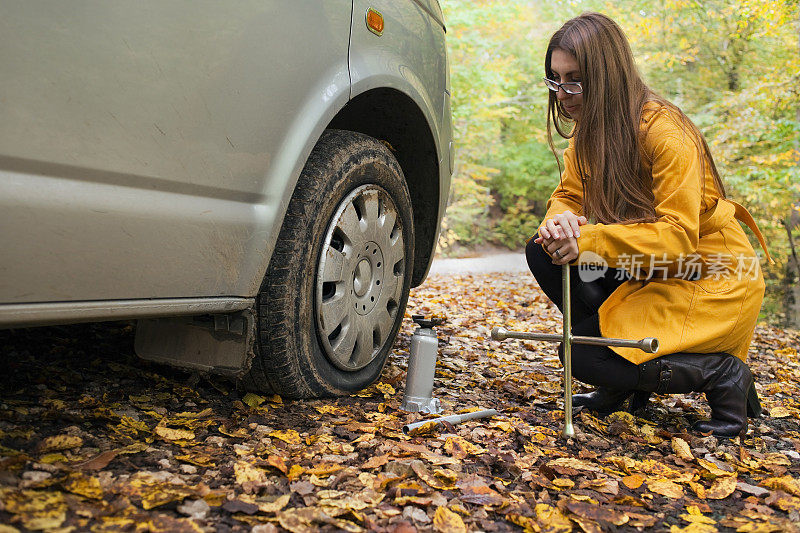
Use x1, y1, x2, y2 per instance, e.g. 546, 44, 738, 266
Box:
526, 12, 772, 437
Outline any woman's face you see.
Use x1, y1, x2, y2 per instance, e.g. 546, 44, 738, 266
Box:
550, 48, 583, 119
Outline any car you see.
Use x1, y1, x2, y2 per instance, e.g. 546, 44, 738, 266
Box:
0, 0, 453, 399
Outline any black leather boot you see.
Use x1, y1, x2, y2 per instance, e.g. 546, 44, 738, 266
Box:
636, 352, 754, 438
747, 383, 762, 418
573, 388, 651, 416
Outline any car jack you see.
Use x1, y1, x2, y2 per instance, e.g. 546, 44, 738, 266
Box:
491, 265, 659, 438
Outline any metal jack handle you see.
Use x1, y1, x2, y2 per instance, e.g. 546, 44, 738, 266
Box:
491, 265, 659, 438
562, 265, 575, 437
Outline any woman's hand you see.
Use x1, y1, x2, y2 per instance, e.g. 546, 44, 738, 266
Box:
533, 210, 586, 265
537, 210, 587, 240
540, 234, 579, 265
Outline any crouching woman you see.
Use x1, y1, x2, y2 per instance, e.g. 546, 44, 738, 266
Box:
526, 12, 772, 437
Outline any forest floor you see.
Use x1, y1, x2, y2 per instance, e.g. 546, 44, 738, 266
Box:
1, 271, 799, 532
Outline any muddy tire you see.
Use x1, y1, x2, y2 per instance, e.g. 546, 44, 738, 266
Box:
241, 130, 414, 398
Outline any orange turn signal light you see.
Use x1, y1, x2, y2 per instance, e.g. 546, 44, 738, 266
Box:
366, 8, 384, 36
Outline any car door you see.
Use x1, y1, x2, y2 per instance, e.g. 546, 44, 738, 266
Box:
0, 1, 352, 305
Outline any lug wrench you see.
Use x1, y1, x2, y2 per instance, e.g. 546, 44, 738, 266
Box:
491, 265, 659, 438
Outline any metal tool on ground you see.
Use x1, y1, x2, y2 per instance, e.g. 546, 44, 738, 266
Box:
402, 408, 498, 435
491, 265, 659, 438
400, 315, 444, 414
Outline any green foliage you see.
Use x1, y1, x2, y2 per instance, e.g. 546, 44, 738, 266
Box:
602, 0, 799, 321
438, 0, 567, 253
439, 0, 798, 322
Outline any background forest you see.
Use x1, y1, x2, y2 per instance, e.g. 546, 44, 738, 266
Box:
437, 0, 799, 324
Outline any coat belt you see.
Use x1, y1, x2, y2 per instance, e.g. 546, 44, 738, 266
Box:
699, 198, 774, 264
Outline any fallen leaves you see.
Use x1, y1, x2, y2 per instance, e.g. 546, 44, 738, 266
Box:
647, 478, 685, 499
433, 506, 467, 533
37, 435, 83, 453
705, 474, 738, 499
672, 437, 695, 461
234, 460, 268, 485
0, 488, 67, 530
122, 472, 201, 510
61, 472, 103, 499
269, 429, 302, 446
623, 473, 646, 490
760, 475, 800, 496
155, 424, 195, 442
1, 274, 799, 531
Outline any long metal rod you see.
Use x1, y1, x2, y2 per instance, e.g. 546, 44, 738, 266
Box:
562, 266, 574, 438
490, 328, 659, 353
402, 408, 498, 435
490, 265, 661, 438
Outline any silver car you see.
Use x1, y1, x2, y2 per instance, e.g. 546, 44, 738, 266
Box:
0, 1, 452, 398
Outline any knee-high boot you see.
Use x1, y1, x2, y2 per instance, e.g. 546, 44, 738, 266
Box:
572, 388, 651, 416
635, 352, 758, 437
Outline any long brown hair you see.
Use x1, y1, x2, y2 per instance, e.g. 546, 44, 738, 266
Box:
545, 12, 726, 224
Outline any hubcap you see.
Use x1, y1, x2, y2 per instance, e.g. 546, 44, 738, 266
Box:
316, 184, 405, 371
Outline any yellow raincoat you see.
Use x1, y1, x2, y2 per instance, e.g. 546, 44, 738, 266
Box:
537, 102, 772, 364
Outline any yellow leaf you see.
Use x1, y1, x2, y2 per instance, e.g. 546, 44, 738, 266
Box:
669, 523, 718, 533
412, 461, 455, 490
375, 382, 395, 397
490, 420, 513, 432
534, 503, 573, 533
309, 474, 330, 487
256, 493, 291, 513
0, 489, 67, 530
62, 472, 103, 499
306, 463, 344, 476
547, 457, 601, 472
407, 420, 441, 437
22, 514, 67, 531
269, 429, 301, 446
506, 513, 538, 532
679, 505, 716, 525
696, 458, 734, 479
218, 424, 250, 439
689, 481, 707, 499
287, 464, 305, 481
314, 405, 348, 415
552, 478, 575, 489
433, 506, 467, 533
434, 468, 459, 484
38, 453, 68, 464
125, 474, 198, 510
175, 451, 216, 467
672, 437, 694, 461
623, 474, 645, 490
769, 493, 800, 513
37, 435, 83, 453
242, 393, 266, 408
647, 478, 685, 499
760, 476, 800, 496
768, 405, 792, 418
155, 425, 195, 442
706, 475, 737, 499
234, 460, 267, 485
118, 442, 149, 455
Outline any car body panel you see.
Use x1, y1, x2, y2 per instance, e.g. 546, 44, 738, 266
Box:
0, 0, 451, 331
349, 0, 451, 280
0, 0, 352, 303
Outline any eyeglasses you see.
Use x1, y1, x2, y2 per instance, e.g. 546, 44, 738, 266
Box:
543, 78, 583, 95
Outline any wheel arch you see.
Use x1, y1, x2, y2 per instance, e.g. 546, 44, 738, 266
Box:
328, 87, 441, 287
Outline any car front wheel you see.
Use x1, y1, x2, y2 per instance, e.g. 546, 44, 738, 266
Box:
241, 129, 414, 398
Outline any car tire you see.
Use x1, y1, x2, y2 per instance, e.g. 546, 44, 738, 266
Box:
241, 129, 414, 398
